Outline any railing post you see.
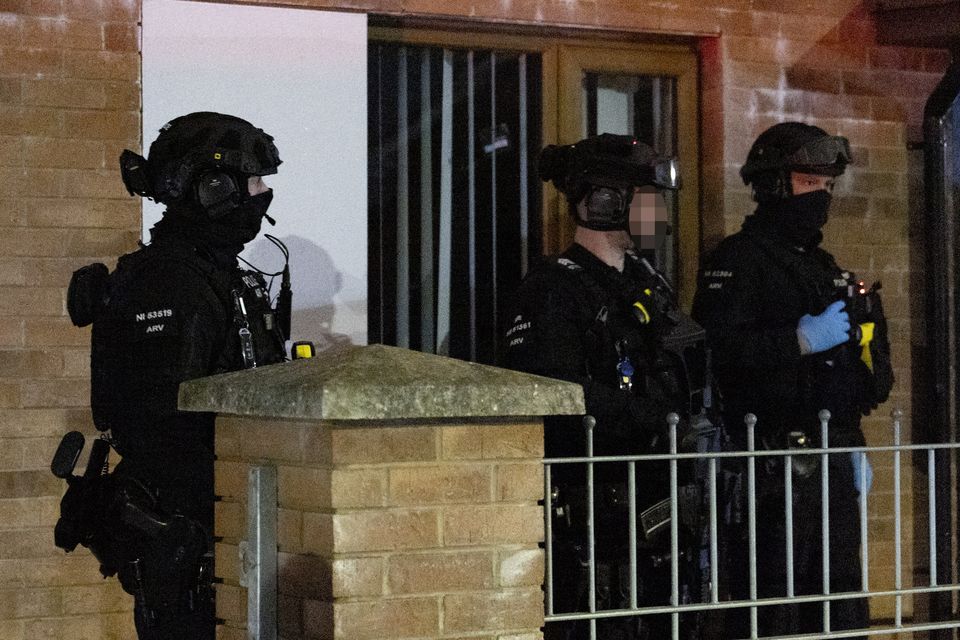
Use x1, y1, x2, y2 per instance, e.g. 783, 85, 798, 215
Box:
893, 408, 904, 628
819, 409, 832, 634
584, 414, 597, 640
668, 412, 680, 640
745, 412, 758, 639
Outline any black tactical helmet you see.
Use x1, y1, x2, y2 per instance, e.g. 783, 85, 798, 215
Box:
119, 112, 281, 215
539, 133, 680, 231
740, 122, 850, 203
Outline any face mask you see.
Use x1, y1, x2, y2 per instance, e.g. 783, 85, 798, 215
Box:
774, 189, 832, 248
229, 189, 274, 244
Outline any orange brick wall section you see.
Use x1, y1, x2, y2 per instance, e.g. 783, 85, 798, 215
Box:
1, 1, 141, 638
0, 0, 949, 635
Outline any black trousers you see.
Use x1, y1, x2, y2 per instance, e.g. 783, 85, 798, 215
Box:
134, 592, 215, 640
544, 466, 702, 640
724, 450, 868, 639
116, 454, 216, 640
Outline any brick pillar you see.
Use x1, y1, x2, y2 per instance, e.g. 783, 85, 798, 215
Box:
178, 344, 584, 640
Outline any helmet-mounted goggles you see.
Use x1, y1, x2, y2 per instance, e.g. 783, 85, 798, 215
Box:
786, 135, 851, 175
573, 134, 681, 192
199, 141, 281, 178
652, 156, 681, 190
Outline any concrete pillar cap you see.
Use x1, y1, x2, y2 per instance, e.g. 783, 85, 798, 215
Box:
179, 343, 585, 421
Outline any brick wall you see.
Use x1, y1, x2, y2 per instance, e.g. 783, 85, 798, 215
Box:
0, 0, 949, 636
1, 1, 140, 638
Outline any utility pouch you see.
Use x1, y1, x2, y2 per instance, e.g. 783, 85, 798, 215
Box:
67, 263, 110, 327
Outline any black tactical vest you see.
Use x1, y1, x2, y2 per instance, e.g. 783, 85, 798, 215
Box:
77, 242, 286, 436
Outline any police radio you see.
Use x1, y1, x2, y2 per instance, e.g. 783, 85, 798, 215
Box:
235, 234, 294, 368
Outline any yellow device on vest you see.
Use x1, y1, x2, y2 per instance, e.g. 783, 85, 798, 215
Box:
858, 322, 875, 371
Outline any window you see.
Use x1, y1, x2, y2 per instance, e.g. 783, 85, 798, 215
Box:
368, 42, 542, 364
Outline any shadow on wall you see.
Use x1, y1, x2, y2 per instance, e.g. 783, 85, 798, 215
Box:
243, 234, 355, 348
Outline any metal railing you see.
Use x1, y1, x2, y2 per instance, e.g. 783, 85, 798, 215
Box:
542, 409, 960, 640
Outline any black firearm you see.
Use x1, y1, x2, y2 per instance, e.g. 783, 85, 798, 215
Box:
50, 432, 210, 622
838, 271, 884, 346
834, 270, 894, 409
51, 431, 122, 576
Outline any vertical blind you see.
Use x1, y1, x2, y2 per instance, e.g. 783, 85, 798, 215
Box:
368, 43, 543, 365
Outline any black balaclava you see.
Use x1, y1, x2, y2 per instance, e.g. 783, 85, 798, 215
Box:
149, 189, 273, 266
758, 188, 832, 249
217, 189, 274, 245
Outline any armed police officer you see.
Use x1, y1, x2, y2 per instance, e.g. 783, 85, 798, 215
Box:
692, 122, 894, 638
59, 112, 288, 639
505, 134, 709, 640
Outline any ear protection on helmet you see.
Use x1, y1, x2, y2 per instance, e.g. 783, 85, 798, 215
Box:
582, 186, 632, 230
196, 170, 242, 219
749, 171, 789, 204
139, 112, 282, 213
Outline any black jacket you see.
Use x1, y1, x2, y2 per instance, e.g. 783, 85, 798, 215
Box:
692, 212, 892, 446
505, 243, 690, 458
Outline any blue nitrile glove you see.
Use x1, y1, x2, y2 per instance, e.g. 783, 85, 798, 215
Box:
797, 300, 850, 354
851, 451, 873, 495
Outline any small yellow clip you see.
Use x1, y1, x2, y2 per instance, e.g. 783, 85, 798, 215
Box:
858, 322, 875, 347
213, 152, 222, 160
859, 322, 875, 371
633, 301, 651, 324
